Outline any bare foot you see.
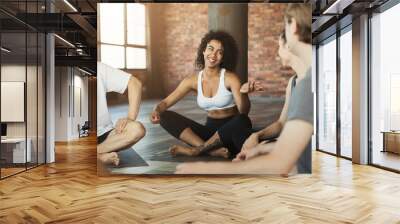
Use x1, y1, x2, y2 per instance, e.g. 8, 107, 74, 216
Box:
98, 152, 120, 166
208, 147, 230, 158
169, 145, 200, 157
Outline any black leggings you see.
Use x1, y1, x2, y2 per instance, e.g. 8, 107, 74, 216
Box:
159, 110, 253, 157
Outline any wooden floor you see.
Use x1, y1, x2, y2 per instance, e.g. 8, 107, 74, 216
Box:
372, 150, 400, 171
1, 167, 26, 178
1, 136, 400, 222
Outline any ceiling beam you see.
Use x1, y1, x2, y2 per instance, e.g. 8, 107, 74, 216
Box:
66, 13, 96, 39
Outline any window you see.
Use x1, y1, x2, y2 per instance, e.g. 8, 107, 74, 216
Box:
316, 26, 353, 159
99, 3, 147, 69
370, 2, 400, 171
317, 36, 337, 155
339, 28, 352, 158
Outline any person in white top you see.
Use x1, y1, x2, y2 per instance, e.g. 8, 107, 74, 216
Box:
97, 62, 145, 166
150, 30, 262, 159
176, 4, 313, 175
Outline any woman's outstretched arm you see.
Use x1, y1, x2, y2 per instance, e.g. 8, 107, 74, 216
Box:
150, 75, 196, 123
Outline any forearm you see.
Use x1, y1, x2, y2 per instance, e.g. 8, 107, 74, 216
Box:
255, 121, 283, 140
237, 121, 312, 175
235, 151, 292, 174
238, 94, 250, 114
200, 152, 291, 175
127, 77, 142, 121
154, 101, 168, 113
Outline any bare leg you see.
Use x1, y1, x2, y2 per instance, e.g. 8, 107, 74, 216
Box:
198, 132, 225, 155
169, 145, 200, 156
170, 131, 228, 158
98, 152, 120, 166
97, 121, 145, 154
169, 144, 229, 158
208, 148, 229, 158
179, 128, 205, 147
98, 121, 145, 166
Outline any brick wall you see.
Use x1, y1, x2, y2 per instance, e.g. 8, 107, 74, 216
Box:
248, 4, 294, 97
158, 4, 208, 95
158, 3, 293, 97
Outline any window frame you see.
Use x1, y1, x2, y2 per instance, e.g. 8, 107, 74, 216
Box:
99, 3, 148, 70
315, 23, 353, 161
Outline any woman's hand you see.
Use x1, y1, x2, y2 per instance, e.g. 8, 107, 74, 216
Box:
240, 80, 264, 93
150, 110, 161, 124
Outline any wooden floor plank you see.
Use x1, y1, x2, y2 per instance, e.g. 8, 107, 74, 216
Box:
1, 140, 400, 223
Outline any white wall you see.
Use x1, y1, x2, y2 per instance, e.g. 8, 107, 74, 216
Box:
55, 67, 89, 141
1, 64, 46, 164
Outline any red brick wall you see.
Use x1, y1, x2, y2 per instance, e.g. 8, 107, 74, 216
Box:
158, 3, 293, 97
248, 4, 293, 97
158, 4, 208, 94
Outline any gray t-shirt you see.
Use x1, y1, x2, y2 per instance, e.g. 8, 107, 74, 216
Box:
287, 69, 313, 173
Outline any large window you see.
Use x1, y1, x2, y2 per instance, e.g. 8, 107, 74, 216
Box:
370, 2, 400, 171
316, 26, 353, 159
339, 28, 352, 158
317, 36, 337, 155
99, 3, 147, 69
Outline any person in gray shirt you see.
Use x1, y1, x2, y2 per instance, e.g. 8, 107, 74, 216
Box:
175, 4, 313, 175
232, 31, 312, 173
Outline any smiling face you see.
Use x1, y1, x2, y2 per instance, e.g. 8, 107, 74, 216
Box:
278, 36, 291, 67
203, 39, 224, 69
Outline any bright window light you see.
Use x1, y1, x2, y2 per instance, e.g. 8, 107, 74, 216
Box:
100, 4, 124, 45
127, 4, 146, 46
339, 29, 352, 158
101, 44, 125, 69
391, 75, 400, 113
127, 47, 146, 69
318, 37, 337, 154
99, 3, 147, 69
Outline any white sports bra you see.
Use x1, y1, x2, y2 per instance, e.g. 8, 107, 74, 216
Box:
197, 68, 236, 111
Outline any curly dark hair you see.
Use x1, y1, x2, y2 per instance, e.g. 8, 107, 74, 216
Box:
195, 30, 238, 72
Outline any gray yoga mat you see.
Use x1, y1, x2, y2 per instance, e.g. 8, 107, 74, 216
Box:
106, 148, 148, 169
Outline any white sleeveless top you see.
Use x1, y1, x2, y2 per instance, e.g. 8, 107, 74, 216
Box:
197, 68, 236, 111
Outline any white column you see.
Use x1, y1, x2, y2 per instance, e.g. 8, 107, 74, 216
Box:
46, 33, 55, 163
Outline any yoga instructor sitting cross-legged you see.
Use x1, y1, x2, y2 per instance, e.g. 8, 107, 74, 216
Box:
150, 30, 262, 159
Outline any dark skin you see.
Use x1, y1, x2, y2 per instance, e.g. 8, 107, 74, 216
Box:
175, 13, 314, 175
150, 39, 252, 157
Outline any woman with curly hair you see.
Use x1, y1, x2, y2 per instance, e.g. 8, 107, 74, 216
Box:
150, 30, 258, 159
176, 3, 313, 175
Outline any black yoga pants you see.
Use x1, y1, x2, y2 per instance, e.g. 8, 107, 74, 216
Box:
159, 110, 253, 157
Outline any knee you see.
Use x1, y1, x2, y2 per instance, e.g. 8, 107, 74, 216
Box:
126, 121, 146, 143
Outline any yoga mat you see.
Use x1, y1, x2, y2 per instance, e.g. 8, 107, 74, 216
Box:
106, 148, 148, 169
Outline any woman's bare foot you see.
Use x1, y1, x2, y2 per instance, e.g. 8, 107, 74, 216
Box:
208, 147, 230, 158
169, 145, 200, 157
98, 152, 120, 166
